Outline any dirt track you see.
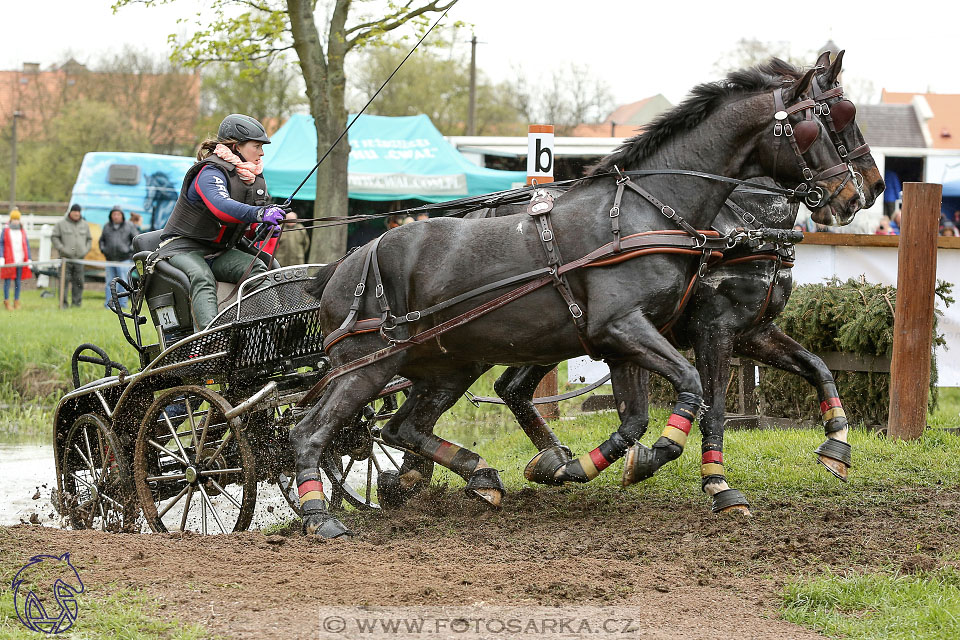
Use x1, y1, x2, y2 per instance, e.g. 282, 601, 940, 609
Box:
3, 485, 955, 639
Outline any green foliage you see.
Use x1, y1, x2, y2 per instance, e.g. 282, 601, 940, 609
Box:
350, 42, 523, 135
783, 568, 960, 640
13, 100, 153, 202
759, 277, 951, 426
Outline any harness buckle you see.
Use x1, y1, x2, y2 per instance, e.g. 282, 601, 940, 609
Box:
375, 284, 384, 298
354, 282, 365, 296
773, 123, 783, 136
783, 123, 794, 137
540, 228, 554, 242
742, 212, 757, 225
609, 206, 620, 218
698, 262, 709, 278
569, 303, 583, 319
837, 144, 848, 158
693, 233, 707, 249
405, 311, 421, 322
820, 102, 831, 116
661, 205, 676, 219
802, 167, 814, 181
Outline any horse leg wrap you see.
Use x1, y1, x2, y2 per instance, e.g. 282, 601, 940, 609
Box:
621, 396, 698, 487
297, 469, 352, 537
524, 445, 573, 486
554, 432, 631, 484
465, 467, 505, 509
711, 488, 750, 514
700, 448, 726, 490
820, 396, 848, 434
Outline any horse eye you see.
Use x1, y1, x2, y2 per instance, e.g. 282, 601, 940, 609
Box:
793, 120, 820, 154
831, 100, 856, 131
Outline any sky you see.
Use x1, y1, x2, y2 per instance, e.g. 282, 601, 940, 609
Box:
4, 0, 959, 108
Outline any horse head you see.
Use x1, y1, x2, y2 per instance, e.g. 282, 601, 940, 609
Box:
12, 552, 85, 634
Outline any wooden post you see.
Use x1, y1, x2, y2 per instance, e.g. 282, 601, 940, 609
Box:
59, 258, 67, 309
535, 368, 559, 421
887, 182, 942, 440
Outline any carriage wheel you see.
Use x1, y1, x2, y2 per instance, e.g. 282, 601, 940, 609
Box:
320, 389, 433, 510
60, 413, 138, 531
133, 386, 257, 533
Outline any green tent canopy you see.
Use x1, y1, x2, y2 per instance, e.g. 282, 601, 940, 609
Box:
262, 113, 526, 202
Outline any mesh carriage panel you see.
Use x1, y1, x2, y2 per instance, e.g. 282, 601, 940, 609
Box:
151, 327, 237, 378
234, 307, 326, 370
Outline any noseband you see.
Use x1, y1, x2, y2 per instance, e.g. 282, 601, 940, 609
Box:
772, 87, 851, 210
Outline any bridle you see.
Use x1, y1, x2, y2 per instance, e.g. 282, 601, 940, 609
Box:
810, 75, 869, 206
772, 86, 852, 210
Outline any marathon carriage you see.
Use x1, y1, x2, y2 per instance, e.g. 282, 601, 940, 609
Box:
52, 228, 416, 534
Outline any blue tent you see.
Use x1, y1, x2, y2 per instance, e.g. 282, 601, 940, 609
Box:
262, 113, 525, 202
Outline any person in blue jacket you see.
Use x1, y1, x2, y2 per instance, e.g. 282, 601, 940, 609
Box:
158, 114, 285, 330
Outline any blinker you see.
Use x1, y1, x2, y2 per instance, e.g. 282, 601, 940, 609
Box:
830, 99, 856, 131
793, 119, 820, 154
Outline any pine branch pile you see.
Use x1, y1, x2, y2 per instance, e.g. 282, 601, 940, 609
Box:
757, 277, 951, 426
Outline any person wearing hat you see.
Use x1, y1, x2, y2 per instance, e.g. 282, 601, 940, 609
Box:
51, 204, 92, 308
158, 114, 286, 330
99, 205, 139, 309
1, 209, 32, 310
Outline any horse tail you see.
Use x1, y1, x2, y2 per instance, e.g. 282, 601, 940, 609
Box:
306, 262, 339, 300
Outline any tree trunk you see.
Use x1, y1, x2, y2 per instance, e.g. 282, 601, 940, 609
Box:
309, 80, 349, 263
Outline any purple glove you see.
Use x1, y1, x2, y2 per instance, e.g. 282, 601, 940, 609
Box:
258, 206, 285, 226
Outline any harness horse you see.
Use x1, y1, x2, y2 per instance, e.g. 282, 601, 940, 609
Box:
292, 62, 867, 537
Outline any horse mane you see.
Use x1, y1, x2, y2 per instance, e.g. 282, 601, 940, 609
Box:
586, 60, 796, 176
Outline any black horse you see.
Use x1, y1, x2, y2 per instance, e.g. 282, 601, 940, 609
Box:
485, 53, 883, 513
294, 64, 863, 537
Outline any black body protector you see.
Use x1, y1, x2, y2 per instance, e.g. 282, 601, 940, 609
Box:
162, 155, 269, 251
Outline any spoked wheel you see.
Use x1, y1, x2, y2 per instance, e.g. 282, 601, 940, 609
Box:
320, 386, 433, 510
60, 413, 138, 531
133, 386, 257, 533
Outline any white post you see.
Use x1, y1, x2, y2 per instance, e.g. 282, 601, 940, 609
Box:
37, 225, 53, 288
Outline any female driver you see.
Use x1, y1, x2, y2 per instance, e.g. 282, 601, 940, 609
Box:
159, 114, 285, 330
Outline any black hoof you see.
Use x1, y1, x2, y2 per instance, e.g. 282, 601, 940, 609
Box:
621, 444, 657, 486
465, 467, 504, 508
815, 438, 852, 467
524, 446, 571, 486
302, 512, 352, 538
376, 469, 427, 509
711, 488, 751, 515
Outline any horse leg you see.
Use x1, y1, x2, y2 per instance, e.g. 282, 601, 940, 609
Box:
686, 331, 751, 514
290, 366, 397, 537
544, 315, 703, 484
373, 387, 437, 509
735, 324, 851, 481
381, 367, 507, 508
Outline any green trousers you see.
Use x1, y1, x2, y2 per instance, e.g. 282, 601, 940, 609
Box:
168, 248, 267, 330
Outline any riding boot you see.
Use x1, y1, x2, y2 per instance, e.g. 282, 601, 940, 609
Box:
13, 299, 21, 310
3, 300, 10, 311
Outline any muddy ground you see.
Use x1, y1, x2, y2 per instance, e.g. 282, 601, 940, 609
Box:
3, 485, 956, 639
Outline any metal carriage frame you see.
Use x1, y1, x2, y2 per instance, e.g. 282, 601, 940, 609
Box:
52, 262, 412, 534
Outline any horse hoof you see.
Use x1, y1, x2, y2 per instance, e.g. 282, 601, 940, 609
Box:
711, 488, 750, 515
465, 467, 505, 509
302, 512, 353, 538
524, 446, 571, 486
621, 444, 657, 486
817, 455, 849, 482
814, 439, 851, 482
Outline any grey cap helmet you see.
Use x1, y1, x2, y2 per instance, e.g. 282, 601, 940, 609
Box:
217, 114, 271, 144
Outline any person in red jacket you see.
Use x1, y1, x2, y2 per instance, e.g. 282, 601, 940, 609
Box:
1, 209, 32, 310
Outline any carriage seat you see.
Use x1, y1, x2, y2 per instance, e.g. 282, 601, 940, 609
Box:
131, 230, 280, 334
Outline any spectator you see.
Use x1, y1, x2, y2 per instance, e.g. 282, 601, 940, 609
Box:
99, 205, 139, 309
272, 212, 309, 266
1, 209, 32, 310
941, 222, 960, 237
889, 207, 902, 235
51, 204, 92, 308
875, 215, 895, 235
128, 212, 146, 233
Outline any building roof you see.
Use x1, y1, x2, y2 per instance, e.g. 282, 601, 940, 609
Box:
570, 94, 673, 138
881, 90, 960, 149
856, 103, 927, 148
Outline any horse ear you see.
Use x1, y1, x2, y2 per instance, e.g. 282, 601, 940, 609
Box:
784, 68, 817, 103
824, 50, 845, 85
815, 51, 832, 69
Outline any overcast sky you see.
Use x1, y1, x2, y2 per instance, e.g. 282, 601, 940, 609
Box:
5, 0, 958, 107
